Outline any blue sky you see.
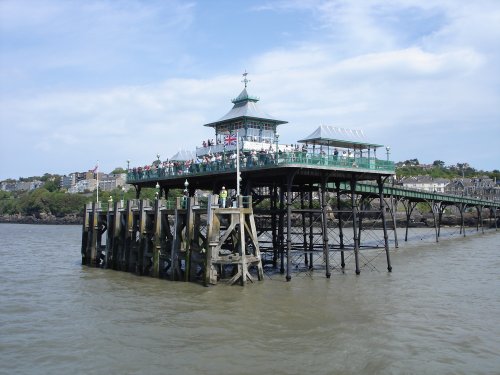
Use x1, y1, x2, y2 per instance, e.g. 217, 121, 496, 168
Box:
1, 0, 499, 180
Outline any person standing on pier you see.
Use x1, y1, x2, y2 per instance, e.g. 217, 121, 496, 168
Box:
220, 186, 228, 208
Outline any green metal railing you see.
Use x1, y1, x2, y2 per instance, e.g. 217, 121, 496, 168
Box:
336, 181, 500, 208
127, 152, 395, 184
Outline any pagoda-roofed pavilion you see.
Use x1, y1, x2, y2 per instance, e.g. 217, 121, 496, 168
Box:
196, 73, 287, 157
298, 124, 386, 159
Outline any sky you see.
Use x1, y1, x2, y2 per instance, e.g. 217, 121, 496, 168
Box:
1, 0, 499, 180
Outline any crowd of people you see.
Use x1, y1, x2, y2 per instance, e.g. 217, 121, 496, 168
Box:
129, 145, 364, 180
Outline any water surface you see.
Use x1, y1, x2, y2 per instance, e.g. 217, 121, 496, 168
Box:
0, 224, 499, 374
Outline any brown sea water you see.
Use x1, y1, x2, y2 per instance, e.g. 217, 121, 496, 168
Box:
0, 223, 499, 375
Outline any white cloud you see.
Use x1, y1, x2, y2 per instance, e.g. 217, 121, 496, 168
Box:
1, 0, 499, 179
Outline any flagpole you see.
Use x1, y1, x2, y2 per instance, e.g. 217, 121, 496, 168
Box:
236, 131, 240, 198
96, 160, 99, 204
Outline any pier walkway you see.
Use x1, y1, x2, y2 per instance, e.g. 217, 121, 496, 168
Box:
83, 74, 499, 285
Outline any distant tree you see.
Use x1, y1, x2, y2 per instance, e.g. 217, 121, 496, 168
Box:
40, 173, 59, 182
489, 170, 500, 181
432, 160, 445, 168
42, 176, 61, 192
111, 167, 127, 174
0, 191, 20, 215
403, 158, 419, 166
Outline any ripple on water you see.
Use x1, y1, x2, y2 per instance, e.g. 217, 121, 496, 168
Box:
1, 224, 500, 374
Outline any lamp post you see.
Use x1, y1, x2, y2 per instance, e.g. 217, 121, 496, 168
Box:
127, 160, 130, 171
275, 132, 280, 163
108, 195, 113, 209
385, 146, 390, 162
156, 153, 160, 162
155, 182, 160, 200
183, 179, 189, 208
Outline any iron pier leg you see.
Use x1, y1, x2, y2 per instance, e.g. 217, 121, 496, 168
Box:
460, 203, 466, 237
403, 201, 416, 242
495, 208, 498, 231
357, 198, 363, 249
286, 178, 292, 282
351, 178, 360, 275
430, 201, 439, 243
378, 177, 392, 272
335, 181, 345, 269
301, 189, 308, 267
279, 186, 285, 274
437, 204, 444, 239
271, 185, 278, 268
390, 195, 399, 248
321, 178, 331, 278
477, 205, 484, 234
134, 185, 141, 199
309, 184, 314, 269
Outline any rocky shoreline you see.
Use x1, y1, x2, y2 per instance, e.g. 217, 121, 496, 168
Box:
0, 213, 83, 225
1, 212, 497, 227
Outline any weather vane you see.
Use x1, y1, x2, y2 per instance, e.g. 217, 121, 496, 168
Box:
242, 70, 250, 88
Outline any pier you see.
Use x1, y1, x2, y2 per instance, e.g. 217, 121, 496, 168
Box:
82, 75, 500, 285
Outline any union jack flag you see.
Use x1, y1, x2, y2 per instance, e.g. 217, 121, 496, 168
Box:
224, 134, 237, 146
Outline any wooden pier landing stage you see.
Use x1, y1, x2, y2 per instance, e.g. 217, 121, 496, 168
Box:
82, 74, 499, 285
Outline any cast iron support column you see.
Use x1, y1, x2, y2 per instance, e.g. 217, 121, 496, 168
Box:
271, 184, 278, 268
357, 197, 364, 249
390, 195, 399, 248
286, 175, 293, 282
279, 185, 285, 274
429, 200, 439, 243
351, 178, 360, 275
335, 181, 345, 269
403, 200, 417, 242
495, 207, 498, 231
321, 176, 331, 278
460, 203, 466, 237
476, 205, 484, 234
437, 204, 445, 238
300, 189, 308, 267
378, 176, 392, 272
308, 184, 314, 269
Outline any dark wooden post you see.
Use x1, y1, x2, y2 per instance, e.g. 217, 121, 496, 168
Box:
124, 200, 134, 272
152, 198, 161, 278
111, 200, 122, 270
89, 202, 98, 267
136, 200, 147, 275
81, 203, 90, 265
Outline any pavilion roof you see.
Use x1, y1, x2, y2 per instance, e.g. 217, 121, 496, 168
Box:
170, 149, 196, 161
297, 125, 384, 149
204, 88, 287, 128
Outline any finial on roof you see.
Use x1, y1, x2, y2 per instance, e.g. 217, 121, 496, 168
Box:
242, 70, 250, 88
